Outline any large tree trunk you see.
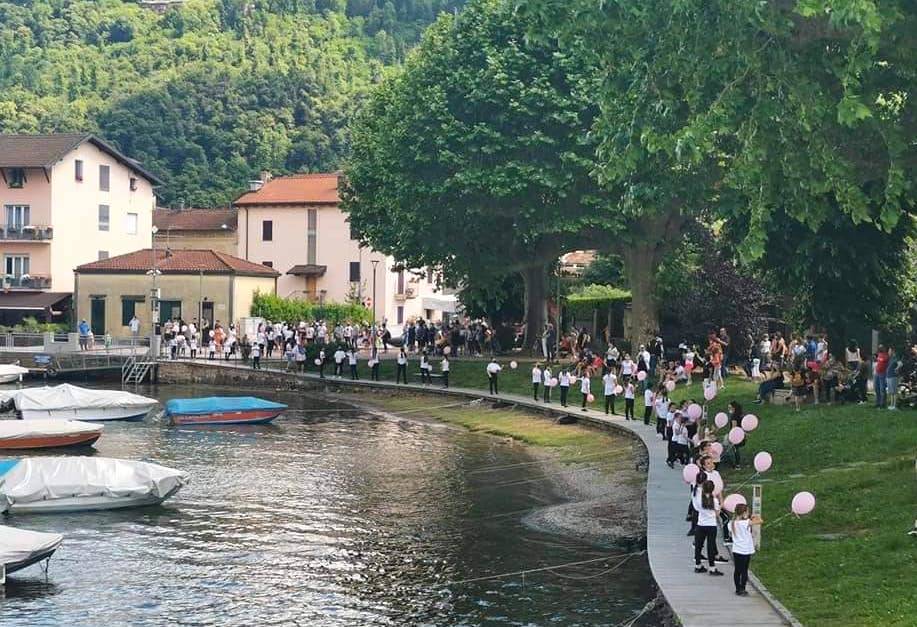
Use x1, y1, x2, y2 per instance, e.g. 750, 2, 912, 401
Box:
521, 263, 548, 352
624, 242, 661, 350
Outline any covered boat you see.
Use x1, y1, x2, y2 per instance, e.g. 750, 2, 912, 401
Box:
0, 457, 186, 514
0, 384, 158, 421
165, 396, 287, 425
0, 420, 103, 450
0, 525, 63, 576
0, 364, 29, 384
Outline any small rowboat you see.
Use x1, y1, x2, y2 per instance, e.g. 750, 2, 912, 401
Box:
1, 526, 63, 576
0, 364, 29, 384
0, 420, 102, 450
165, 396, 287, 426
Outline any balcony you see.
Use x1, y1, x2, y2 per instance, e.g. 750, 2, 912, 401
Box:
394, 287, 417, 301
3, 275, 51, 290
0, 225, 53, 241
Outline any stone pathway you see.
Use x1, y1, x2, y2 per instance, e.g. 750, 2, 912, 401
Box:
174, 360, 797, 626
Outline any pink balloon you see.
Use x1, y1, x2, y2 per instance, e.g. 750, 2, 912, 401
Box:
710, 442, 724, 457
569, 375, 578, 385
314, 358, 322, 366
550, 377, 559, 388
741, 414, 759, 432
687, 403, 703, 420
728, 427, 745, 445
682, 463, 700, 484
714, 412, 729, 429
753, 451, 772, 473
704, 386, 717, 401
711, 474, 724, 495
692, 434, 701, 446
665, 380, 676, 392
791, 491, 816, 516
509, 361, 518, 369
614, 385, 624, 395
443, 346, 451, 355
586, 393, 595, 403
723, 493, 747, 513
636, 371, 647, 381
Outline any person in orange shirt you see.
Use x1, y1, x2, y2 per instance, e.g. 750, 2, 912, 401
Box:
707, 333, 724, 389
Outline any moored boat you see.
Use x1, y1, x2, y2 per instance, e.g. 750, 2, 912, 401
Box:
0, 420, 102, 450
165, 396, 287, 426
0, 384, 158, 421
0, 457, 187, 514
0, 525, 63, 576
0, 364, 30, 384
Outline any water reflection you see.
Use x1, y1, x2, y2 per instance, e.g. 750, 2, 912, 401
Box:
1, 384, 653, 626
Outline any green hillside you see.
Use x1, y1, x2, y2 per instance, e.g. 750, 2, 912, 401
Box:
0, 0, 463, 206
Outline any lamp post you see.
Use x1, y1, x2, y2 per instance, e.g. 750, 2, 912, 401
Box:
370, 259, 380, 326
148, 226, 162, 357
319, 289, 327, 320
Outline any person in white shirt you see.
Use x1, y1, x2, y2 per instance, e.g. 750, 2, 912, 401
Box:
667, 412, 689, 467
441, 355, 450, 388
542, 366, 552, 403
729, 504, 763, 596
419, 351, 431, 384
486, 359, 502, 395
250, 341, 261, 369
654, 388, 670, 439
318, 347, 326, 379
620, 354, 635, 380
694, 479, 724, 575
579, 374, 591, 411
396, 348, 408, 384
624, 381, 635, 420
531, 364, 543, 401
333, 348, 347, 378
700, 456, 733, 546
602, 370, 617, 415
129, 315, 141, 340
347, 349, 359, 380
558, 370, 571, 407
643, 385, 655, 425
317, 323, 327, 345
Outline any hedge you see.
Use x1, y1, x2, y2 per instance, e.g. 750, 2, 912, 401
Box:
251, 292, 371, 325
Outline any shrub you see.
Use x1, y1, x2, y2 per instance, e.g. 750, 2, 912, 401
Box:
251, 292, 371, 326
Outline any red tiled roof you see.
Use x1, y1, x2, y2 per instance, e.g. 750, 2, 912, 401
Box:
234, 173, 340, 206
75, 249, 279, 277
153, 208, 237, 231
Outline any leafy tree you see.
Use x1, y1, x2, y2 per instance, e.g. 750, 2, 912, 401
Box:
343, 0, 617, 344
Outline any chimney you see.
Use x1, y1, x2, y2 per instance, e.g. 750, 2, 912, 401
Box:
260, 170, 272, 183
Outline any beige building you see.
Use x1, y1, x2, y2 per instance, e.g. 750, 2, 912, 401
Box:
0, 133, 159, 324
234, 172, 458, 333
74, 248, 278, 336
153, 208, 238, 254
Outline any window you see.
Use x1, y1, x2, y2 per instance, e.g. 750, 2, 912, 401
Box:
98, 251, 109, 260
98, 205, 110, 231
125, 213, 138, 235
5, 205, 30, 230
396, 306, 404, 325
6, 168, 25, 188
262, 261, 273, 268
397, 269, 405, 294
130, 177, 138, 191
121, 299, 136, 326
262, 220, 273, 241
4, 254, 29, 278
75, 160, 84, 181
307, 209, 317, 264
425, 309, 434, 320
349, 261, 360, 283
99, 165, 110, 191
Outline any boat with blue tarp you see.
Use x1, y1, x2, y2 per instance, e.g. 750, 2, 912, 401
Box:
164, 397, 287, 426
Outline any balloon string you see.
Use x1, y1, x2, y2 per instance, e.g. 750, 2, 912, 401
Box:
731, 472, 760, 492
763, 512, 793, 529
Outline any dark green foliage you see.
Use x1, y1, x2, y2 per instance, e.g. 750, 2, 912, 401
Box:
251, 292, 370, 324
0, 0, 464, 205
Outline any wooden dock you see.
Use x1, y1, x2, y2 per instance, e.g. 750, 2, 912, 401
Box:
161, 359, 797, 627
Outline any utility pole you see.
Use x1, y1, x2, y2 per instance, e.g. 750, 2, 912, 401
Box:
149, 227, 162, 357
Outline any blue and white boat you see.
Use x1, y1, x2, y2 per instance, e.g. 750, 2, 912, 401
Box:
165, 397, 287, 426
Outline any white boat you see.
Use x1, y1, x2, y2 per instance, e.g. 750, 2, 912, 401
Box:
0, 420, 103, 450
0, 525, 63, 576
0, 457, 187, 514
0, 384, 158, 421
0, 364, 29, 384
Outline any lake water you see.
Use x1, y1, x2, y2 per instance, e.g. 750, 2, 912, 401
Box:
1, 383, 654, 626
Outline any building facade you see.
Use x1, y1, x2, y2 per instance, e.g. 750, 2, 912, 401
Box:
234, 173, 459, 333
153, 208, 238, 255
0, 133, 160, 324
74, 249, 278, 336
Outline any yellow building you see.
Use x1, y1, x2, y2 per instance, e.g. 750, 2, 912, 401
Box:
74, 248, 278, 336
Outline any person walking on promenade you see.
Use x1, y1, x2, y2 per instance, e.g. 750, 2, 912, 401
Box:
693, 480, 725, 576
542, 365, 552, 403
441, 355, 450, 388
624, 380, 636, 421
318, 347, 326, 379
487, 359, 501, 395
602, 368, 617, 415
397, 348, 408, 384
580, 373, 591, 412
333, 347, 346, 378
559, 369, 570, 407
347, 349, 359, 380
531, 363, 542, 401
729, 504, 763, 596
251, 341, 261, 370
643, 383, 654, 425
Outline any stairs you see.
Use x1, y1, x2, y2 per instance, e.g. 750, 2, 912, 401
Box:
122, 353, 156, 384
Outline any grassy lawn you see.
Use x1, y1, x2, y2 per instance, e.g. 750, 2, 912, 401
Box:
260, 355, 916, 624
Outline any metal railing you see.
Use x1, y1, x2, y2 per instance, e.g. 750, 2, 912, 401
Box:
0, 225, 53, 241
4, 276, 51, 289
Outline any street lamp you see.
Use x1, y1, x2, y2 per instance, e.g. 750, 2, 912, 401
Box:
370, 259, 380, 325
149, 226, 162, 356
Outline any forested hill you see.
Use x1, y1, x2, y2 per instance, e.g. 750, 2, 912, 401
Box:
0, 0, 463, 206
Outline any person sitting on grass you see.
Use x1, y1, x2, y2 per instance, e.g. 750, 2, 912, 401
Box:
751, 366, 785, 404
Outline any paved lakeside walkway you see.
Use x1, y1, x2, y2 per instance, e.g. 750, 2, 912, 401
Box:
163, 360, 796, 627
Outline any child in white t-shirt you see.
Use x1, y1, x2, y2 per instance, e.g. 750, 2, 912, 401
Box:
624, 381, 636, 420
729, 504, 762, 595
643, 385, 655, 425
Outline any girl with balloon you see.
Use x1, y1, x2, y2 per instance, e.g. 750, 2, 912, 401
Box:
700, 455, 733, 546
693, 480, 726, 576
730, 503, 763, 596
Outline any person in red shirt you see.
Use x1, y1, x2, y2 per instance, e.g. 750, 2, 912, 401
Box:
874, 346, 889, 408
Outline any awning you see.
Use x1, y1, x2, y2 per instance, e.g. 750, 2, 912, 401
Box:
287, 264, 327, 277
0, 292, 71, 312
421, 294, 460, 314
